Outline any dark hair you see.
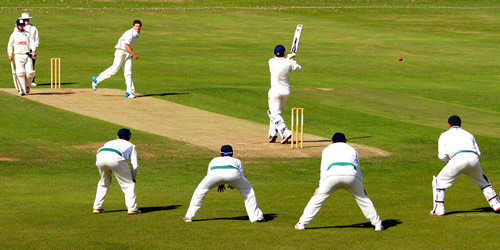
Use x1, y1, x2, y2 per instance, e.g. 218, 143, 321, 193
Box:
220, 145, 233, 156
133, 20, 142, 26
448, 115, 461, 126
332, 133, 346, 143
117, 128, 132, 140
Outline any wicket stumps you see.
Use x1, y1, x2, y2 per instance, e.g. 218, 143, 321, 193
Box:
51, 58, 61, 89
291, 107, 304, 149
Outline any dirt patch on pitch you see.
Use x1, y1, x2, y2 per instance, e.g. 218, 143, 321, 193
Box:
0, 88, 391, 158
0, 157, 20, 162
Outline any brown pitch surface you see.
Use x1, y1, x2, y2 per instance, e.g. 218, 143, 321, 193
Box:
0, 88, 391, 158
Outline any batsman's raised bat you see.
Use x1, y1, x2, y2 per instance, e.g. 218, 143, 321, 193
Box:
290, 24, 303, 59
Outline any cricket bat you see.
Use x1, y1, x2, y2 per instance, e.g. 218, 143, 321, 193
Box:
290, 24, 303, 60
10, 61, 20, 92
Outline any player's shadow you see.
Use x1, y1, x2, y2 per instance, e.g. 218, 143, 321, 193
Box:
141, 92, 189, 97
101, 205, 181, 214
140, 205, 182, 214
445, 207, 494, 215
29, 92, 75, 96
193, 213, 277, 222
307, 219, 401, 230
35, 82, 77, 87
304, 136, 373, 144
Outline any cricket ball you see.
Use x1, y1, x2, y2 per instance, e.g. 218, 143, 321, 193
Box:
398, 57, 403, 61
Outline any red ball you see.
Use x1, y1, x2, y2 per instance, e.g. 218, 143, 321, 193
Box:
398, 57, 403, 61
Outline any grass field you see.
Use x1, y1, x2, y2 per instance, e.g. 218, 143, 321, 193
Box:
1, 0, 500, 248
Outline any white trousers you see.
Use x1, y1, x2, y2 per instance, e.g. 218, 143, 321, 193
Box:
96, 49, 135, 94
185, 170, 264, 222
298, 175, 382, 226
436, 153, 488, 189
93, 151, 138, 212
268, 88, 290, 138
14, 54, 35, 94
433, 153, 499, 209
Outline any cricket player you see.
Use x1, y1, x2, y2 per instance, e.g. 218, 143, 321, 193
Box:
267, 45, 301, 144
7, 18, 36, 96
92, 20, 142, 99
184, 145, 265, 223
430, 115, 500, 216
295, 133, 384, 231
93, 128, 141, 215
14, 13, 40, 87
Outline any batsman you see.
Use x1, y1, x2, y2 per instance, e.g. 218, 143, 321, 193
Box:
267, 37, 302, 144
7, 19, 36, 96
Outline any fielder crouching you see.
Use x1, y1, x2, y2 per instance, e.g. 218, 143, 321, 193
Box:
7, 19, 36, 96
295, 133, 384, 231
184, 145, 265, 223
431, 115, 500, 216
92, 128, 141, 215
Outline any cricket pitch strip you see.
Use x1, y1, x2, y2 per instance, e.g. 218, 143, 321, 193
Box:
0, 88, 391, 158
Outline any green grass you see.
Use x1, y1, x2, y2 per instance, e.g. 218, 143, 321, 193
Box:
1, 1, 500, 248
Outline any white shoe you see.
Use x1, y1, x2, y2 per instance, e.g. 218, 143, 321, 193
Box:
183, 217, 192, 222
430, 205, 445, 216
127, 93, 136, 99
281, 131, 292, 144
31, 82, 37, 86
375, 223, 384, 231
295, 222, 305, 230
492, 201, 500, 213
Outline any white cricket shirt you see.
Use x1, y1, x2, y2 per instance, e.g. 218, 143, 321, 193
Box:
13, 23, 39, 49
207, 156, 244, 175
268, 56, 302, 94
320, 142, 361, 183
115, 28, 140, 51
7, 30, 34, 56
98, 139, 139, 177
438, 126, 480, 162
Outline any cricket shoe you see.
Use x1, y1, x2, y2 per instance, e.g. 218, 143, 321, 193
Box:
92, 209, 105, 214
31, 82, 37, 86
429, 206, 445, 216
125, 92, 136, 99
281, 133, 292, 144
183, 217, 192, 222
91, 76, 97, 90
492, 202, 500, 213
375, 223, 384, 231
253, 218, 266, 223
269, 135, 278, 143
128, 210, 142, 215
294, 222, 305, 230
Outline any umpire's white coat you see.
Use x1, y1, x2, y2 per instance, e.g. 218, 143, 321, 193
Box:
298, 142, 382, 227
185, 156, 264, 222
93, 138, 139, 212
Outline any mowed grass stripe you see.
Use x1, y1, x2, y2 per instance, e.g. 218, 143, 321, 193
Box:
296, 88, 500, 138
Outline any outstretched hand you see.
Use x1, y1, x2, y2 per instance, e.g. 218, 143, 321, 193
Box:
217, 184, 226, 192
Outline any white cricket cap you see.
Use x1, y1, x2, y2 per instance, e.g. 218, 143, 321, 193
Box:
20, 13, 32, 19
